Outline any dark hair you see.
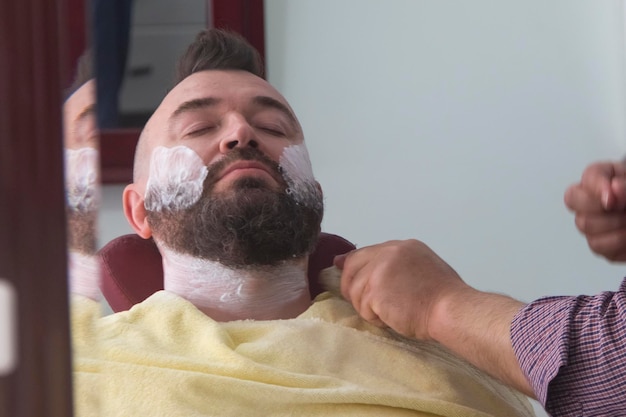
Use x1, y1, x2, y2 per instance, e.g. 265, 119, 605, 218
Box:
174, 28, 265, 85
64, 49, 94, 101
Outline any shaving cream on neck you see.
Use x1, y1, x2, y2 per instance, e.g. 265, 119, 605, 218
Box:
159, 243, 310, 321
68, 251, 101, 301
144, 146, 208, 212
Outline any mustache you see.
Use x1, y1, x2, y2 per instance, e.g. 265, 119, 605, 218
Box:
202, 147, 287, 190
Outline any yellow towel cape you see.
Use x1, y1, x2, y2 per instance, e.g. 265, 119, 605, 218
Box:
71, 295, 103, 417
73, 291, 535, 417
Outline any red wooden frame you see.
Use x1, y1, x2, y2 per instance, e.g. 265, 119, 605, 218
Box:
210, 0, 265, 62
0, 0, 74, 415
64, 0, 88, 89
100, 0, 265, 184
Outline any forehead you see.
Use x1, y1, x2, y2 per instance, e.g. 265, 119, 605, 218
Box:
156, 70, 292, 118
64, 79, 96, 119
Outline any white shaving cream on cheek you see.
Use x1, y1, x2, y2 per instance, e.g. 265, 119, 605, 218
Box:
279, 144, 322, 210
65, 147, 100, 212
144, 146, 208, 212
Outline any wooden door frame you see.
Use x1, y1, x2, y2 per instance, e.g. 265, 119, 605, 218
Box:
0, 0, 74, 416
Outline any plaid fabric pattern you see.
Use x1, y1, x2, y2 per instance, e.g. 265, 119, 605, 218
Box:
511, 277, 626, 416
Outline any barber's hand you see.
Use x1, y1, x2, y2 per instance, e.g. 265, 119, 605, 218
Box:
334, 239, 470, 341
564, 160, 626, 262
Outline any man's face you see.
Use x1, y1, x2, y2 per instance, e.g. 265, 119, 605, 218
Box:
137, 70, 305, 188
63, 79, 98, 150
63, 79, 99, 254
135, 70, 323, 267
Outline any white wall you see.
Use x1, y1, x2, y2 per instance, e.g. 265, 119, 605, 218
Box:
263, 0, 626, 298
100, 2, 626, 414
99, 185, 134, 245
261, 2, 626, 415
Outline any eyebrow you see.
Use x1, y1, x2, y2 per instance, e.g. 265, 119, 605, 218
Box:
75, 104, 96, 122
168, 95, 299, 130
170, 97, 222, 120
251, 95, 298, 126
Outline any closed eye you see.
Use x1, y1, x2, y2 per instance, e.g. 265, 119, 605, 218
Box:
186, 125, 217, 137
257, 125, 286, 136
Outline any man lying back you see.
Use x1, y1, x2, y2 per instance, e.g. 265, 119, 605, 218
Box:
71, 29, 535, 417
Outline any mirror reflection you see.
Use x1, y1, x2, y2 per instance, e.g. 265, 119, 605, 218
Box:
67, 2, 626, 417
63, 47, 102, 417
68, 3, 551, 416
82, 25, 537, 416
63, 49, 101, 301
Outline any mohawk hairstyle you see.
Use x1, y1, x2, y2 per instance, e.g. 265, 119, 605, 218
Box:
174, 28, 265, 85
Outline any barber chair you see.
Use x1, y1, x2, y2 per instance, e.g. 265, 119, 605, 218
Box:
98, 233, 356, 312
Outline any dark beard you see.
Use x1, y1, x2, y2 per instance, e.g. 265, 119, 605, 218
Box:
146, 148, 323, 268
66, 208, 98, 254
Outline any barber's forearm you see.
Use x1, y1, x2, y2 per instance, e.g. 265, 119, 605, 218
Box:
429, 287, 535, 398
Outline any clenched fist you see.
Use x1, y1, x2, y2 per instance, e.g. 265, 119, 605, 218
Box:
333, 239, 470, 341
564, 160, 626, 262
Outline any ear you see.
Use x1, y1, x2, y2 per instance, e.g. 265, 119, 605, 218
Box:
123, 184, 152, 239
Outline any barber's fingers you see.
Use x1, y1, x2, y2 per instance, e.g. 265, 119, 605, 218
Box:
581, 161, 621, 193
572, 162, 626, 211
337, 244, 377, 303
610, 176, 626, 210
337, 244, 375, 298
565, 163, 613, 212
575, 213, 626, 235
565, 179, 626, 214
565, 184, 606, 213
350, 276, 386, 327
347, 264, 386, 325
585, 229, 626, 262
336, 240, 411, 294
336, 242, 396, 327
333, 252, 349, 269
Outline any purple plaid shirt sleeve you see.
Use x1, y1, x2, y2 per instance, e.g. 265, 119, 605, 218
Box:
511, 277, 626, 416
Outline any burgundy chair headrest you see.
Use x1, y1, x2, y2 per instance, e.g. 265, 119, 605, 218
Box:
98, 232, 356, 312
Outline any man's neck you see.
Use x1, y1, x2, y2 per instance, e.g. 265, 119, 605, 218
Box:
159, 244, 312, 321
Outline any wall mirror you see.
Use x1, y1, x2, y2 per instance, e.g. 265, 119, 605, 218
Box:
98, 0, 265, 184
4, 2, 624, 416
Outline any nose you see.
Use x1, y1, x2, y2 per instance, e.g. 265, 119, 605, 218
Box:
218, 114, 259, 153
